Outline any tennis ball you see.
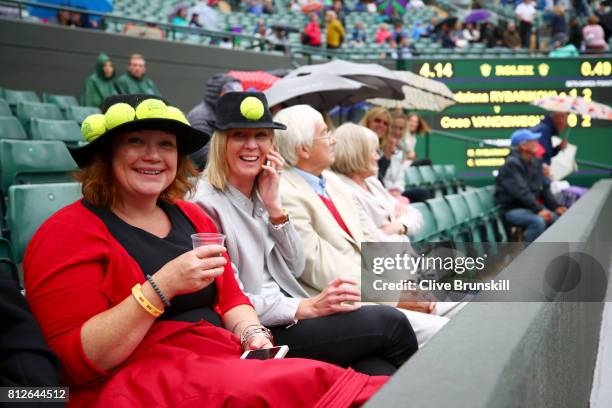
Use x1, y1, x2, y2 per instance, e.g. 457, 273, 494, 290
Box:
135, 98, 167, 120
81, 114, 107, 142
166, 106, 189, 125
239, 96, 265, 121
105, 103, 136, 129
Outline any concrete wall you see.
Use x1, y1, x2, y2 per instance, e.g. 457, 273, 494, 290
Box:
0, 18, 293, 111
367, 180, 612, 408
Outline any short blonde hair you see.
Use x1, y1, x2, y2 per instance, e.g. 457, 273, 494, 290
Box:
359, 107, 392, 140
331, 123, 379, 177
273, 105, 323, 167
204, 128, 275, 190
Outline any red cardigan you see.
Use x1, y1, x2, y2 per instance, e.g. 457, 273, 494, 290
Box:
23, 200, 251, 387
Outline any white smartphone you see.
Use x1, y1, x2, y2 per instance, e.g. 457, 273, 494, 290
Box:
240, 345, 289, 360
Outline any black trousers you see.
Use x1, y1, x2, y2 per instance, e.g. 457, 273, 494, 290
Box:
519, 21, 532, 48
402, 187, 434, 203
270, 305, 417, 376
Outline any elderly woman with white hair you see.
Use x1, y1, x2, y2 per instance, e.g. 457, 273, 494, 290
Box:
192, 92, 418, 375
331, 123, 424, 241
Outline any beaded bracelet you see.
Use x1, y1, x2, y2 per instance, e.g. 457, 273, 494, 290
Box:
146, 274, 172, 308
240, 325, 273, 346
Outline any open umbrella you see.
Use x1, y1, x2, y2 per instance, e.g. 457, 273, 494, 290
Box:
29, 0, 68, 19
264, 73, 375, 111
434, 16, 458, 31
367, 70, 456, 112
67, 0, 112, 12
227, 70, 280, 92
532, 95, 612, 120
285, 60, 407, 100
377, 0, 408, 16
465, 9, 492, 23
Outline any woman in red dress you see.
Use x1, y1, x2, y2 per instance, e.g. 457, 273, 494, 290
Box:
24, 94, 387, 407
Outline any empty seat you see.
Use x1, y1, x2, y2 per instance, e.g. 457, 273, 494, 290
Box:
404, 166, 423, 188
43, 93, 79, 111
7, 183, 82, 262
418, 166, 443, 197
64, 106, 101, 124
29, 119, 83, 146
15, 102, 63, 131
408, 202, 439, 243
1, 89, 40, 108
0, 117, 27, 140
0, 140, 77, 193
0, 99, 11, 116
475, 187, 508, 243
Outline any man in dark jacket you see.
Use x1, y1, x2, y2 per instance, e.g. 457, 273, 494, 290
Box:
115, 53, 161, 96
495, 129, 567, 242
530, 112, 568, 165
187, 74, 243, 170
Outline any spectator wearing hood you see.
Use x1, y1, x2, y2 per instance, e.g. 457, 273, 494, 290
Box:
81, 53, 119, 109
187, 74, 244, 170
115, 53, 161, 96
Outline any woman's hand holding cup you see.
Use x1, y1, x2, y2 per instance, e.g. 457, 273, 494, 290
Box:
155, 234, 227, 299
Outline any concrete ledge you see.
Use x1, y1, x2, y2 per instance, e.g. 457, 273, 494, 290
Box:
367, 180, 612, 408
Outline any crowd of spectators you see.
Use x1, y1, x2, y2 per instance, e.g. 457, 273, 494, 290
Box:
4, 0, 610, 57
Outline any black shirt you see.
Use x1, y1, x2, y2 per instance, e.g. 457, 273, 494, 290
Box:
83, 200, 221, 326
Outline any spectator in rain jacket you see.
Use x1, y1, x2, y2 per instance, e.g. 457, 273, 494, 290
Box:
81, 53, 118, 109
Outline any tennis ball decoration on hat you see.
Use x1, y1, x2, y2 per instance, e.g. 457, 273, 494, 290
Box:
81, 114, 107, 142
166, 106, 190, 125
240, 96, 265, 121
136, 98, 168, 119
105, 103, 136, 129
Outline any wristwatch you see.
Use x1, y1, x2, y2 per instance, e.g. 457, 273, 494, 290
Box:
399, 224, 408, 235
269, 209, 289, 226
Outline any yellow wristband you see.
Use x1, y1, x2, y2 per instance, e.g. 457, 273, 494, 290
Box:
131, 283, 163, 318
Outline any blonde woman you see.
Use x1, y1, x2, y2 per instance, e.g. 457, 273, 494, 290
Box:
359, 106, 392, 141
193, 92, 418, 375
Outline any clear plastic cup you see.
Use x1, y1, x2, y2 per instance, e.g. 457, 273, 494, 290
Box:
191, 233, 226, 249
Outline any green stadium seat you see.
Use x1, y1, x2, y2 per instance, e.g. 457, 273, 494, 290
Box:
463, 190, 498, 254
417, 165, 443, 197
475, 187, 508, 242
432, 164, 454, 194
64, 106, 101, 124
43, 93, 79, 111
0, 100, 11, 116
15, 102, 63, 131
426, 197, 455, 236
7, 183, 82, 262
0, 117, 27, 140
444, 164, 464, 191
404, 166, 424, 188
0, 140, 77, 193
408, 202, 439, 244
29, 119, 84, 147
1, 89, 40, 108
446, 193, 485, 256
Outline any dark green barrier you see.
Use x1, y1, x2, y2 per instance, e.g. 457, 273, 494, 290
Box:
366, 179, 612, 408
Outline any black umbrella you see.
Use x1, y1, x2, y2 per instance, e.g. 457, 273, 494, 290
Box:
434, 16, 458, 31
270, 24, 299, 33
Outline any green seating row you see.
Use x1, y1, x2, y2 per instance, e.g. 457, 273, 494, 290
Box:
409, 187, 509, 258
0, 116, 85, 146
13, 102, 99, 128
1, 89, 78, 110
404, 164, 465, 197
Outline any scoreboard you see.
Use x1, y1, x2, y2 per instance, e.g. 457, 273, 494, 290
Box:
398, 57, 612, 186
